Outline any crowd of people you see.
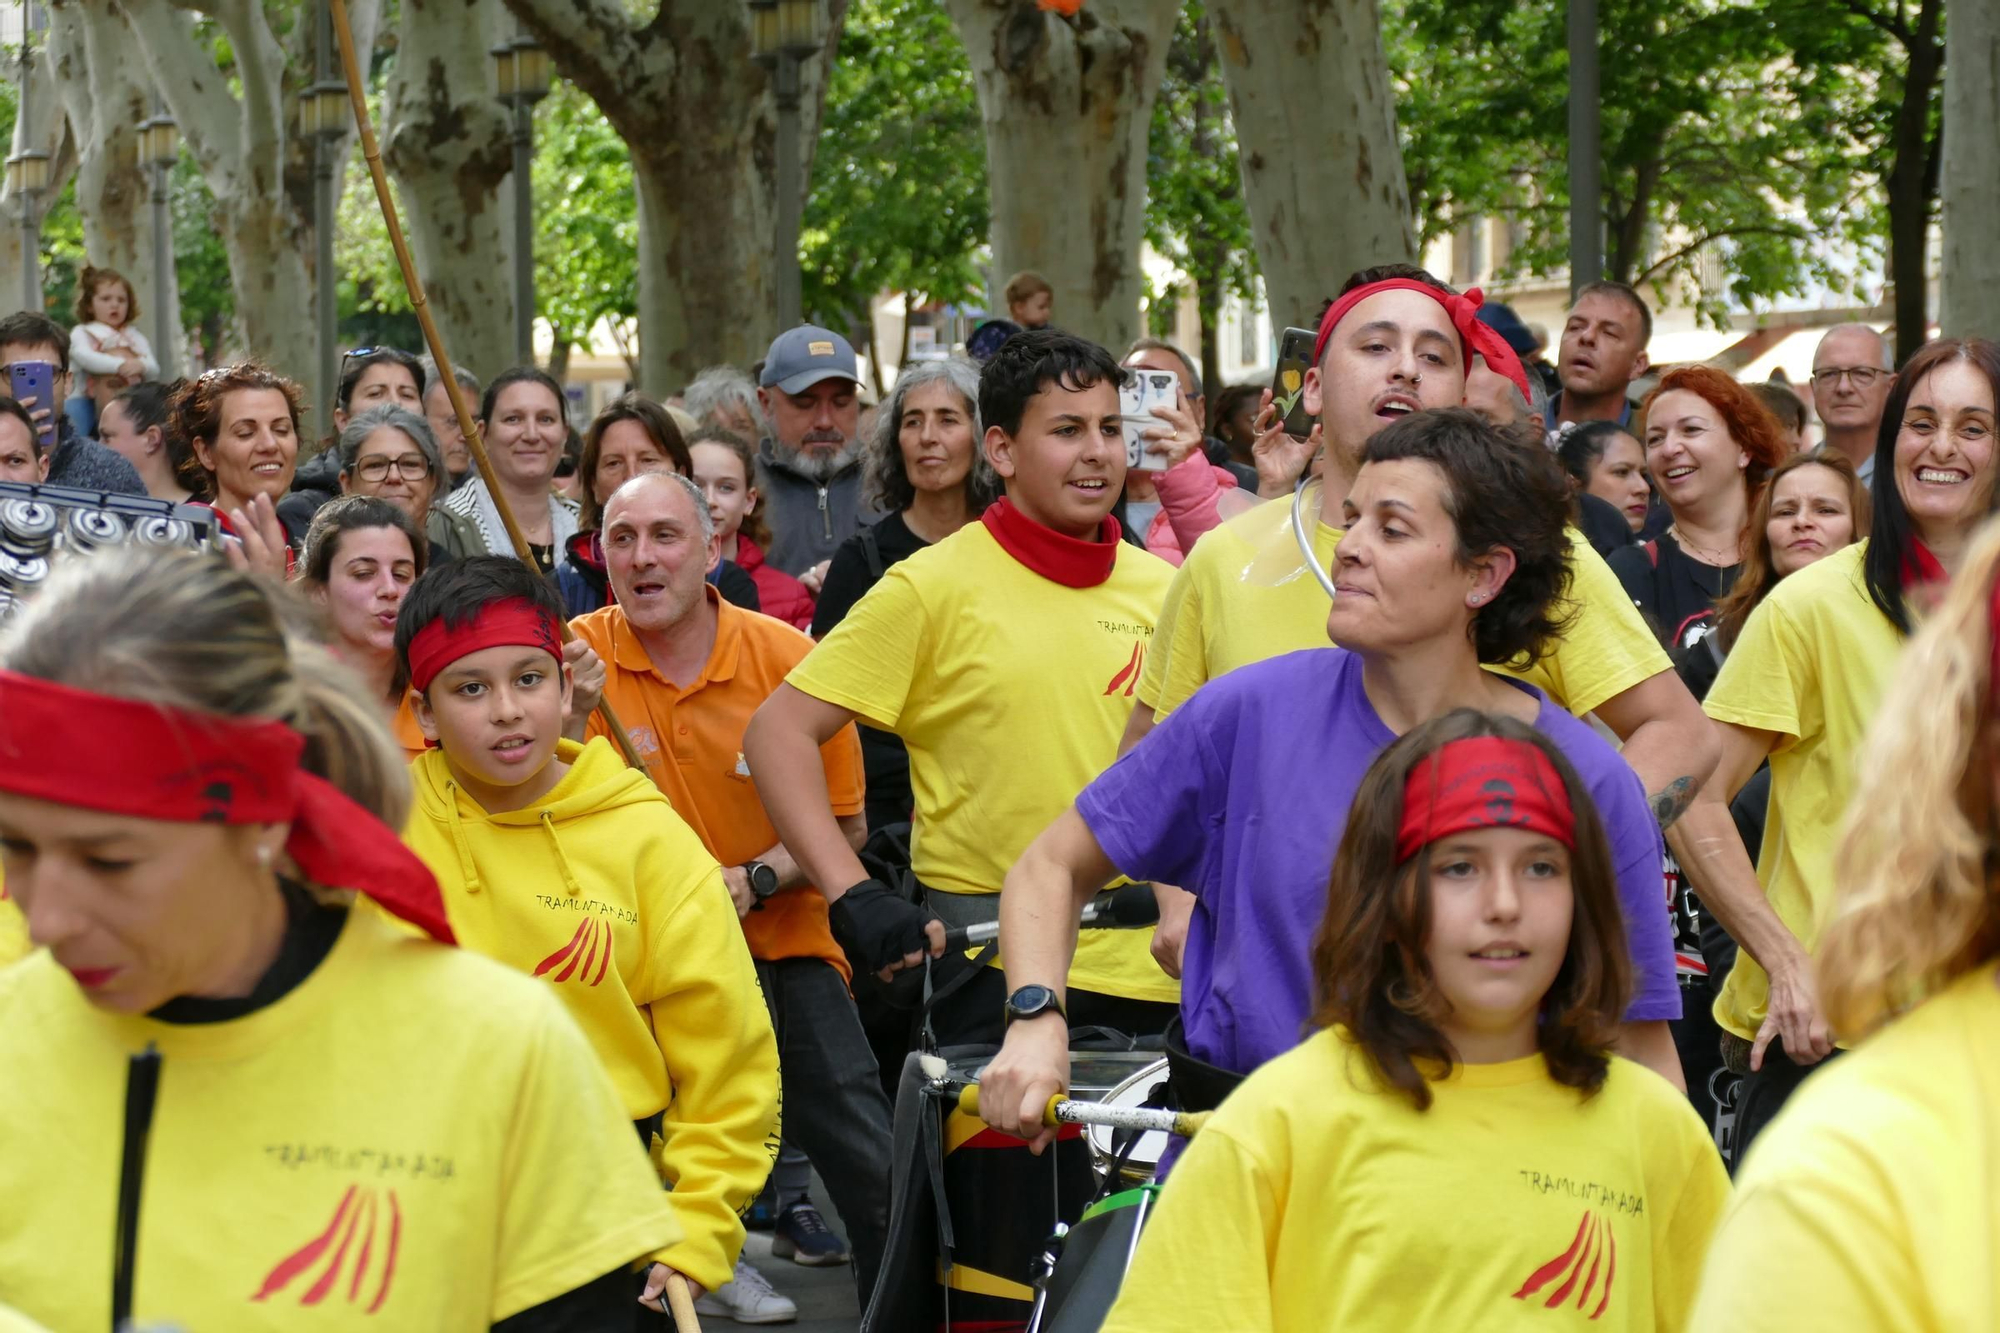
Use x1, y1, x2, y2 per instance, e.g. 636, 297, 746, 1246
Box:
0, 250, 1991, 1333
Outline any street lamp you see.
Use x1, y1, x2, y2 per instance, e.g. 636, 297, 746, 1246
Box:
137, 103, 180, 369
493, 33, 553, 365
304, 0, 349, 428
748, 0, 822, 330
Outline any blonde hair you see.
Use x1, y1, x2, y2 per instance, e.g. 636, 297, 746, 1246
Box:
1822, 518, 2000, 1037
0, 547, 410, 830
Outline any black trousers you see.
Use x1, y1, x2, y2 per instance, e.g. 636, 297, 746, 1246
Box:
1732, 1042, 1843, 1167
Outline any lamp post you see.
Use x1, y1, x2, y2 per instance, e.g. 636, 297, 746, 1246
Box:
138, 101, 180, 369
302, 0, 349, 427
749, 0, 822, 331
493, 33, 552, 366
1566, 0, 1601, 297
8, 3, 48, 313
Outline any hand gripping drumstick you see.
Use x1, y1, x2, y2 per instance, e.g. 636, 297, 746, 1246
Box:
326, 0, 650, 781
918, 1053, 1214, 1139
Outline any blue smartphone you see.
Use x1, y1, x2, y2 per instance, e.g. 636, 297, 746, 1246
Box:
7, 361, 56, 452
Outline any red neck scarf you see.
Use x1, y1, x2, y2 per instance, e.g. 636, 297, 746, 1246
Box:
1396, 736, 1576, 863
1313, 279, 1487, 371
406, 597, 564, 694
1901, 539, 1947, 591
981, 497, 1123, 588
0, 670, 453, 942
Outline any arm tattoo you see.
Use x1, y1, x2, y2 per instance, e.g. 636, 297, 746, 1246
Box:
1649, 775, 1698, 830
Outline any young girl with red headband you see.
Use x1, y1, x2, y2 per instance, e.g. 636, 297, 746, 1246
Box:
394, 555, 780, 1311
1101, 711, 1730, 1333
0, 548, 680, 1329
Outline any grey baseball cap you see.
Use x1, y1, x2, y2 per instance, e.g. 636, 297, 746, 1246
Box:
760, 325, 859, 395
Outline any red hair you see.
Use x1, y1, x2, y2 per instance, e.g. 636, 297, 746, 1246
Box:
1641, 365, 1790, 502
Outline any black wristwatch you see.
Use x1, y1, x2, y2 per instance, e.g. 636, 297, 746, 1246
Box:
742, 860, 780, 901
1003, 984, 1067, 1027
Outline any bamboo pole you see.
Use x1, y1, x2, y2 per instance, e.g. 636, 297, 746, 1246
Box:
325, 0, 649, 779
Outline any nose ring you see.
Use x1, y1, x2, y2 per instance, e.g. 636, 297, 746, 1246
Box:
1411, 373, 1423, 386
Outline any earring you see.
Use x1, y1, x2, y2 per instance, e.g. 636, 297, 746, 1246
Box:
1470, 592, 1486, 605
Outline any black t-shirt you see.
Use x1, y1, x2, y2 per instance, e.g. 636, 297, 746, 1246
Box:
810, 511, 930, 638
1607, 533, 1739, 660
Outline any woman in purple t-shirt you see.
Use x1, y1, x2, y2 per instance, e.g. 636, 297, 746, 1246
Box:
979, 407, 1682, 1152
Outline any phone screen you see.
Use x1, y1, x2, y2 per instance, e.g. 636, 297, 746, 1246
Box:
1272, 327, 1316, 440
1120, 370, 1182, 471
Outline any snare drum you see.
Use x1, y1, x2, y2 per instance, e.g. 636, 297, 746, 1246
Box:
1082, 1058, 1170, 1185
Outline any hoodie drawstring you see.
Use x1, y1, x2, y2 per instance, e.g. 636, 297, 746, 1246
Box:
443, 776, 483, 894
541, 810, 586, 898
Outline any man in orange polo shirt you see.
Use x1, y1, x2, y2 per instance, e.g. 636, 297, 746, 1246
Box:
570, 471, 890, 1319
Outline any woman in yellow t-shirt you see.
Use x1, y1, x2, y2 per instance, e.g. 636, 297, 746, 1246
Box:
1669, 337, 2000, 1161
0, 549, 679, 1332
1101, 711, 1729, 1333
1692, 517, 2000, 1331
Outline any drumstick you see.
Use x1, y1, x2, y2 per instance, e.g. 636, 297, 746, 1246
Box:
665, 1273, 703, 1332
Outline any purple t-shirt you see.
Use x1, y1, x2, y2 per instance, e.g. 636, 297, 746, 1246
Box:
1077, 648, 1680, 1081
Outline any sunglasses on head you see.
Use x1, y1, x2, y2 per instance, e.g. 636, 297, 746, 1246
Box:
340, 347, 422, 380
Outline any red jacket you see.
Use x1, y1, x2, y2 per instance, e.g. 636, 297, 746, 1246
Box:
735, 536, 815, 630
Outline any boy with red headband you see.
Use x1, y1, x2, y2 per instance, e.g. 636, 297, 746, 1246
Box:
394, 555, 780, 1309
1100, 713, 1728, 1333
746, 329, 1178, 1044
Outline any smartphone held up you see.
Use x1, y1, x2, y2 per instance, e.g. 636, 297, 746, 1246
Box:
1120, 369, 1181, 471
1271, 327, 1316, 441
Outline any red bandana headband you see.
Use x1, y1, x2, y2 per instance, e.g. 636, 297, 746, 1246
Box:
1313, 279, 1487, 371
0, 670, 454, 943
1396, 735, 1576, 864
406, 597, 564, 694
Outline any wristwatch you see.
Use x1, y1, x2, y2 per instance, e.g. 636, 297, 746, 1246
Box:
742, 860, 780, 901
1003, 984, 1067, 1026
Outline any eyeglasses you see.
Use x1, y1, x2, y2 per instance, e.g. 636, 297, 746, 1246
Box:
340, 347, 422, 379
1811, 366, 1885, 389
354, 455, 433, 483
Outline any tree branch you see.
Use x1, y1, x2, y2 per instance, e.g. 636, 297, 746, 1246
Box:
205, 0, 286, 182
1634, 224, 1810, 283
1829, 0, 1910, 45
500, 0, 651, 114
112, 0, 243, 171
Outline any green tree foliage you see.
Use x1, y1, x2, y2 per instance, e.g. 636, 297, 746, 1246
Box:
801, 0, 988, 377
1144, 0, 1259, 390
1388, 0, 1883, 323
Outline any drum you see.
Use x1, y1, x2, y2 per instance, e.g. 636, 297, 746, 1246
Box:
933, 1048, 1162, 1333
1081, 1058, 1169, 1186
1027, 1185, 1160, 1333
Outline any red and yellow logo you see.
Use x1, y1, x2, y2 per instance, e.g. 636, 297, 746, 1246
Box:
1512, 1210, 1616, 1319
533, 917, 613, 986
251, 1184, 402, 1312
1104, 641, 1145, 697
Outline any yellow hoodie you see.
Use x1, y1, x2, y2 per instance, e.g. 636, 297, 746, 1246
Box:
402, 737, 780, 1293
0, 876, 26, 967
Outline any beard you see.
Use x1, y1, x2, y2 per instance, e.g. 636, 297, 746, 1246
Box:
782, 436, 862, 482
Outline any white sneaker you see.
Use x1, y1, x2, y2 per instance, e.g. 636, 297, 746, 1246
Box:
693, 1259, 799, 1325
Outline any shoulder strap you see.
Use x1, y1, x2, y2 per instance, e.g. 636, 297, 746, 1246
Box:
860, 523, 886, 580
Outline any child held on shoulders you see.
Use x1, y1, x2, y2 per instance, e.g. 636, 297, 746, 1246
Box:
69, 266, 159, 435
393, 555, 781, 1311
1102, 710, 1729, 1333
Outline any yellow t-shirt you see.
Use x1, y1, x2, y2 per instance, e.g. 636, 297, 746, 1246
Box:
1700, 541, 1902, 1039
1103, 1028, 1730, 1333
1691, 962, 2000, 1331
401, 737, 780, 1292
1139, 493, 1669, 719
0, 909, 680, 1331
0, 875, 26, 967
787, 520, 1179, 1004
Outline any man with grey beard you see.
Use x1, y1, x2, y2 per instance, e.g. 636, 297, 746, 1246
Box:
756, 325, 875, 584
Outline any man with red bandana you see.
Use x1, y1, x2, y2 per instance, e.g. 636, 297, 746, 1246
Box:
1127, 267, 1716, 1046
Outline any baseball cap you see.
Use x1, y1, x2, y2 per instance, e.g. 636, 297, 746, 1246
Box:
760, 325, 860, 395
1475, 302, 1540, 358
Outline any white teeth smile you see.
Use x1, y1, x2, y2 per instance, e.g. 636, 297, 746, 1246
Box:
1665, 466, 1696, 479
1072, 480, 1106, 490
1918, 468, 1966, 484
1380, 402, 1413, 415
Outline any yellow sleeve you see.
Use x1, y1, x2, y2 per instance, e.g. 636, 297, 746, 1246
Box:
1503, 530, 1670, 716
1101, 1127, 1279, 1333
1688, 1150, 1921, 1331
785, 565, 928, 731
0, 881, 28, 968
1649, 1115, 1734, 1333
1137, 553, 1208, 720
493, 987, 684, 1321
635, 850, 782, 1291
1703, 590, 1810, 747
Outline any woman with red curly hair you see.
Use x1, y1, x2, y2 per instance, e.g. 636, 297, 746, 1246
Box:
1609, 366, 1790, 659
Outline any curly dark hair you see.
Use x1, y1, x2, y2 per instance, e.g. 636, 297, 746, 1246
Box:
1309, 709, 1632, 1111
1359, 407, 1577, 668
167, 362, 305, 498
75, 265, 139, 327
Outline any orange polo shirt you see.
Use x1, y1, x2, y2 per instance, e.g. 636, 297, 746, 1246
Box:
571, 592, 866, 982
392, 692, 427, 763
